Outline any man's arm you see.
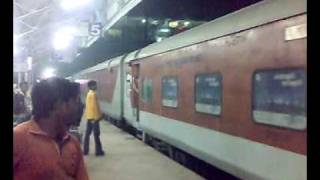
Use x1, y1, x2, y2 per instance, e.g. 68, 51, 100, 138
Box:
92, 93, 102, 119
13, 128, 25, 171
132, 78, 139, 93
75, 142, 89, 180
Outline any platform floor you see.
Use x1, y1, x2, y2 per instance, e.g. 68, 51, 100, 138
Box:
79, 120, 204, 180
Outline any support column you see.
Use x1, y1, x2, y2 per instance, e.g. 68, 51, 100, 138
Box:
18, 72, 21, 84
25, 72, 28, 82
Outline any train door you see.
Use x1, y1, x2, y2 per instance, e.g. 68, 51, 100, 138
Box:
130, 63, 140, 122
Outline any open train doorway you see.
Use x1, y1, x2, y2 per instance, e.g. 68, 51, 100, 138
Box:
130, 63, 140, 122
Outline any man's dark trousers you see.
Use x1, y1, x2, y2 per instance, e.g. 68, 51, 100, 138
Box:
83, 120, 103, 155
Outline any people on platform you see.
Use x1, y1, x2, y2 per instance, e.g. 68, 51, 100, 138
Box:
83, 80, 105, 156
13, 81, 32, 125
20, 81, 32, 113
13, 77, 89, 180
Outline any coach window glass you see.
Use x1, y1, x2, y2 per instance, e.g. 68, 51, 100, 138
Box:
162, 77, 178, 107
142, 78, 153, 103
195, 73, 222, 116
253, 69, 306, 130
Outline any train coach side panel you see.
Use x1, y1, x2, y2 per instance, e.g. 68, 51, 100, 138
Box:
138, 14, 306, 179
83, 65, 122, 120
140, 111, 306, 180
139, 14, 306, 154
100, 66, 122, 120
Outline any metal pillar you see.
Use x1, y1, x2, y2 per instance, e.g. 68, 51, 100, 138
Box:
25, 72, 28, 82
18, 72, 21, 84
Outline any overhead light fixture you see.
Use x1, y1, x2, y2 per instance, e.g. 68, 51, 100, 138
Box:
75, 79, 89, 84
53, 26, 77, 50
184, 21, 190, 26
61, 0, 93, 11
14, 34, 18, 43
151, 20, 159, 25
159, 28, 170, 33
156, 37, 163, 42
14, 45, 19, 55
169, 21, 179, 28
14, 34, 19, 55
27, 56, 33, 70
141, 19, 146, 24
42, 67, 56, 79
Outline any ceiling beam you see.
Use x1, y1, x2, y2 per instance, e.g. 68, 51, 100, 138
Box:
15, 6, 51, 21
16, 29, 36, 40
18, 20, 38, 30
14, 2, 31, 14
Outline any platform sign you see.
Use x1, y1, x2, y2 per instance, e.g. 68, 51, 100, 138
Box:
89, 23, 102, 36
86, 0, 142, 47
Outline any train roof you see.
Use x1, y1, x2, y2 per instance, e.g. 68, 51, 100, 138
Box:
74, 55, 124, 77
73, 0, 306, 77
133, 0, 306, 61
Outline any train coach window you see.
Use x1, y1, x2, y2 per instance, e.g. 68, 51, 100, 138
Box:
195, 73, 222, 116
162, 77, 178, 107
253, 69, 306, 130
142, 78, 153, 102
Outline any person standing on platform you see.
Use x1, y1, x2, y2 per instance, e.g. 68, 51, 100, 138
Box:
20, 81, 32, 122
13, 82, 31, 124
19, 81, 32, 114
83, 80, 105, 156
13, 78, 89, 180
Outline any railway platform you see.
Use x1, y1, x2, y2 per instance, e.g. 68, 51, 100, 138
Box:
79, 120, 204, 180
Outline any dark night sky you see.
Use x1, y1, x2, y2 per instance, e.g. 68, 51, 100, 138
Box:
57, 0, 262, 76
131, 0, 261, 20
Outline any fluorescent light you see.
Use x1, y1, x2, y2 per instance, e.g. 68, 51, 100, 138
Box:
151, 20, 159, 25
14, 45, 19, 55
42, 67, 56, 79
14, 34, 19, 55
61, 0, 93, 11
27, 56, 33, 70
156, 37, 163, 42
159, 28, 170, 33
169, 21, 179, 28
14, 34, 18, 43
53, 26, 77, 50
75, 79, 89, 84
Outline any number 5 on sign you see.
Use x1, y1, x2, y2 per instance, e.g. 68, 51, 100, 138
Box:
89, 23, 102, 36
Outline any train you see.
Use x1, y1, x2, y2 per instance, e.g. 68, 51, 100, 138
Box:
71, 0, 306, 179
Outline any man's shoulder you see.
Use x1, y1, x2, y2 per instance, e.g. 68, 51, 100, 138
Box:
68, 133, 81, 144
14, 120, 33, 134
88, 90, 96, 95
67, 132, 83, 152
86, 90, 92, 96
14, 121, 34, 146
86, 90, 96, 98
